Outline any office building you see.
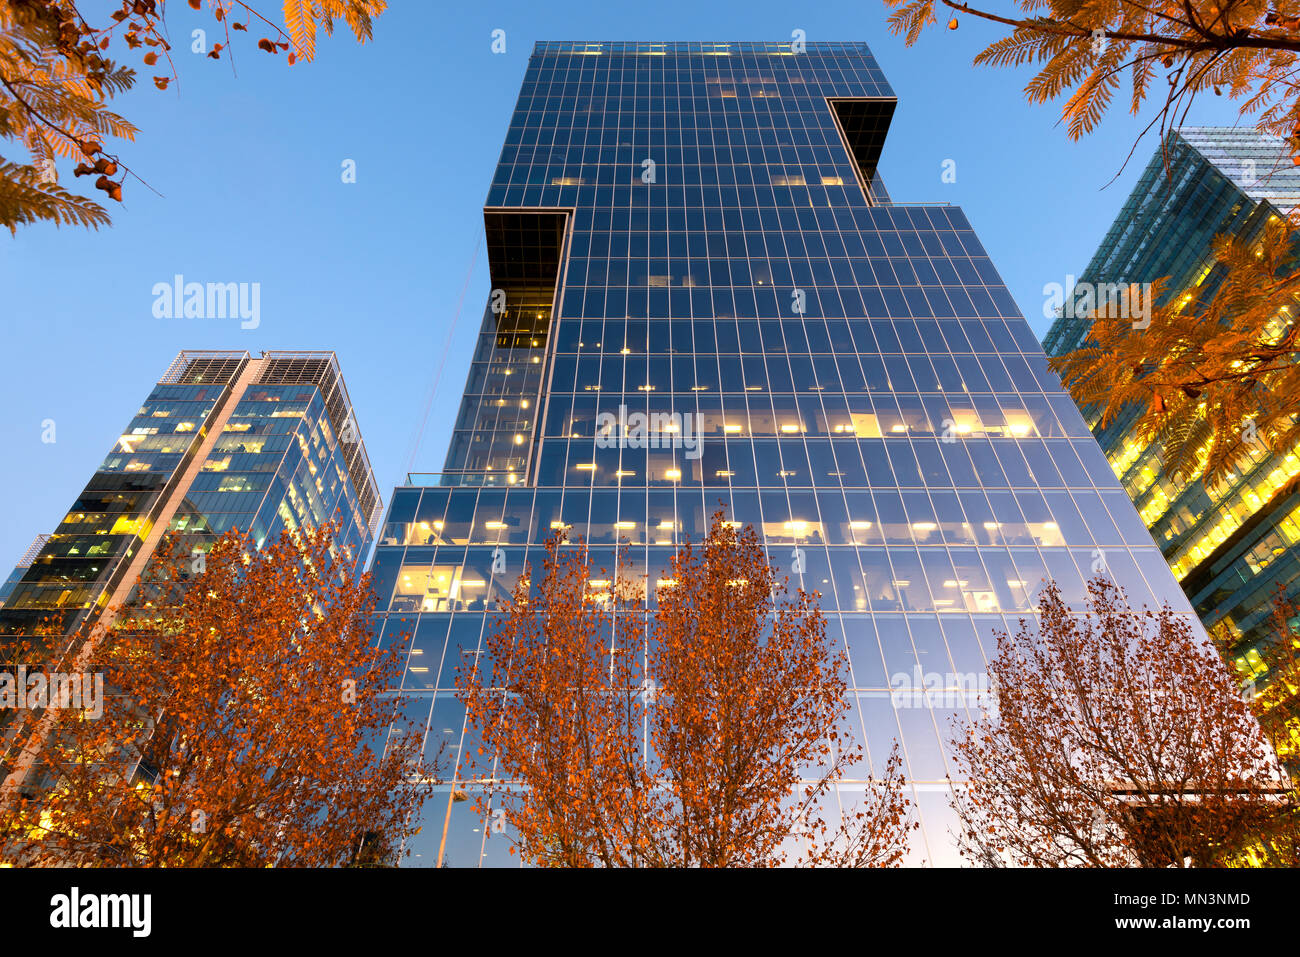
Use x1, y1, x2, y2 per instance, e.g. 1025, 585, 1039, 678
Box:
0, 350, 380, 651
370, 41, 1211, 865
1044, 128, 1300, 765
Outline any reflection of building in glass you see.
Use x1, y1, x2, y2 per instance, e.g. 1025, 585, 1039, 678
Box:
372, 41, 1208, 866
0, 350, 380, 653
1044, 128, 1300, 768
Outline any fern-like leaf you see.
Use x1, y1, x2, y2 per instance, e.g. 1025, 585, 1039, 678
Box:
0, 158, 109, 233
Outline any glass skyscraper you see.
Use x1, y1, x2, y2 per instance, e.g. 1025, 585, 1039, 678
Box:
1, 349, 381, 811
1044, 129, 1300, 768
371, 40, 1208, 866
0, 350, 380, 654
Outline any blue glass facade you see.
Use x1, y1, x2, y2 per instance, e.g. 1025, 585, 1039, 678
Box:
372, 41, 1207, 866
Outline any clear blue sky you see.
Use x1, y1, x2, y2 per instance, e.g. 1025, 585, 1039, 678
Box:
0, 0, 1242, 567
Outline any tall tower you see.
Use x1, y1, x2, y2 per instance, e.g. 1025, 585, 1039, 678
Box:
1044, 129, 1300, 767
0, 350, 380, 652
371, 41, 1207, 866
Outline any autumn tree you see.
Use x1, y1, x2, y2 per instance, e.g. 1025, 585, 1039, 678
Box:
949, 576, 1297, 867
0, 523, 434, 867
457, 536, 653, 867
885, 0, 1300, 151
1049, 216, 1300, 486
0, 0, 385, 233
458, 510, 915, 868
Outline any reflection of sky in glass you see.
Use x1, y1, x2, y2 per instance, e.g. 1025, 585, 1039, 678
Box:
371, 41, 1202, 867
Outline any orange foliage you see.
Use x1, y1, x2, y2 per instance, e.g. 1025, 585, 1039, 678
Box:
0, 522, 434, 866
949, 577, 1297, 867
459, 509, 915, 867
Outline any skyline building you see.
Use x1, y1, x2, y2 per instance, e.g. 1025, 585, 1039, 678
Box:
367, 39, 1212, 866
0, 349, 380, 655
1043, 128, 1300, 766
0, 349, 381, 811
